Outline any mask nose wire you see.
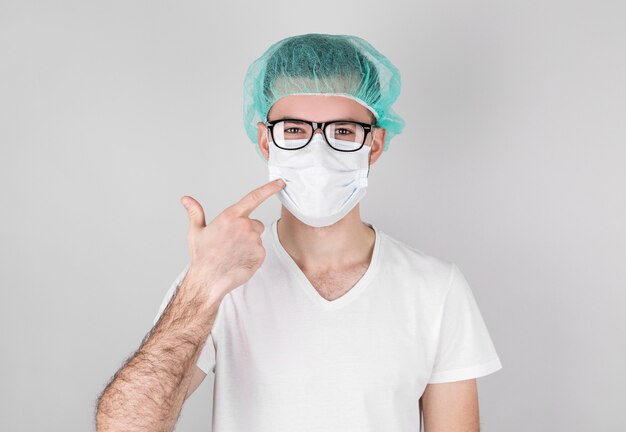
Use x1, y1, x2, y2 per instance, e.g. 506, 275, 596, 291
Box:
309, 127, 328, 147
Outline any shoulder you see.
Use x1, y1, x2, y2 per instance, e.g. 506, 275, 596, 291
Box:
379, 230, 455, 284
377, 229, 455, 295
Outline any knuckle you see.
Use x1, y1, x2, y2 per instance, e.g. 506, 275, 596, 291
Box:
239, 217, 253, 229
231, 217, 249, 235
220, 207, 235, 219
243, 261, 256, 271
222, 209, 239, 223
249, 190, 263, 203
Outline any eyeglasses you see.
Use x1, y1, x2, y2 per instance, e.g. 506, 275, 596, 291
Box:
265, 118, 376, 152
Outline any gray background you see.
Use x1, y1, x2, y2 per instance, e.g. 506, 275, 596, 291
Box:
1, 0, 625, 431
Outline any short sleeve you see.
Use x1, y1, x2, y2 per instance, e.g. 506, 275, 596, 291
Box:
427, 263, 503, 384
152, 264, 216, 375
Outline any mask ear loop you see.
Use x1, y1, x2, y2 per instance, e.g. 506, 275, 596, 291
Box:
365, 127, 376, 177
266, 125, 274, 157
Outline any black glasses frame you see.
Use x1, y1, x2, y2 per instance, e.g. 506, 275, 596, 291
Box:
265, 118, 376, 152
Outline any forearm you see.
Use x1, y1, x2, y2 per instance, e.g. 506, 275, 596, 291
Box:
96, 275, 223, 432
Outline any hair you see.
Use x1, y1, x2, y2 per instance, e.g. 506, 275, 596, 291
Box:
261, 34, 382, 119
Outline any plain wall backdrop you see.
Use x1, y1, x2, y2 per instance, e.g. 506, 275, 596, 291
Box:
1, 0, 625, 430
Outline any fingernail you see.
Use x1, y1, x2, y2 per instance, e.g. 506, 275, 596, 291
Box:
182, 198, 191, 208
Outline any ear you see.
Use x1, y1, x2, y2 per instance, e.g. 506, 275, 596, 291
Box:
368, 127, 386, 165
257, 121, 270, 161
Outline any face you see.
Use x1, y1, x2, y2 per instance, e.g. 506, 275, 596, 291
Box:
256, 94, 386, 165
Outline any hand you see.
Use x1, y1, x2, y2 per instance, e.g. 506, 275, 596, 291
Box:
179, 178, 286, 302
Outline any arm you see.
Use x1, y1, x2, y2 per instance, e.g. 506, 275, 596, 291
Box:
420, 378, 480, 432
95, 179, 285, 431
95, 273, 224, 432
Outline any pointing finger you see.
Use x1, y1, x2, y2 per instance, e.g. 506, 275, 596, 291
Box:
228, 179, 285, 218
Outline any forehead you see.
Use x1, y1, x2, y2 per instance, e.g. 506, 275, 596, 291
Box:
267, 94, 375, 123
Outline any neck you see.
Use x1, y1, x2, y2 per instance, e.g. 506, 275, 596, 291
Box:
276, 205, 376, 273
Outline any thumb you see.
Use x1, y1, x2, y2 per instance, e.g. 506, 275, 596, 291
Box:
181, 196, 206, 230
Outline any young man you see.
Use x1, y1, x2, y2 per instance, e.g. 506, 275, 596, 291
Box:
96, 33, 502, 432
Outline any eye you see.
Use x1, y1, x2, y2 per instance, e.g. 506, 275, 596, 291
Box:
285, 127, 304, 133
336, 128, 353, 135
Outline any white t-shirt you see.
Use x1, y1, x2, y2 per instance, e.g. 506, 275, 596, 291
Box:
153, 218, 502, 431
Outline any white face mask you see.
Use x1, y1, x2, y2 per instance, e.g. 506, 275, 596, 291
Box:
267, 131, 373, 227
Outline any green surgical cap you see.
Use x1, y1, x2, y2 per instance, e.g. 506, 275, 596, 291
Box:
243, 33, 405, 161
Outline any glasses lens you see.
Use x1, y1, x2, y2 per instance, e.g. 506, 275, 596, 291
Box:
271, 120, 313, 149
326, 122, 366, 151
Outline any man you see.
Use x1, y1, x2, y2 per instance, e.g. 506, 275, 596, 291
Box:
96, 33, 502, 431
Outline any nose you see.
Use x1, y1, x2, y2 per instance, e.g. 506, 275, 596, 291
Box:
310, 129, 327, 144
308, 127, 330, 148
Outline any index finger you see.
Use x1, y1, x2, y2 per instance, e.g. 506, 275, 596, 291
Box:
228, 178, 286, 218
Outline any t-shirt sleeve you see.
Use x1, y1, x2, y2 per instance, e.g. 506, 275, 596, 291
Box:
427, 263, 503, 384
152, 264, 217, 375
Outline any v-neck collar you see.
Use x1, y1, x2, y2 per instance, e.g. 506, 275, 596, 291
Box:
270, 218, 382, 309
